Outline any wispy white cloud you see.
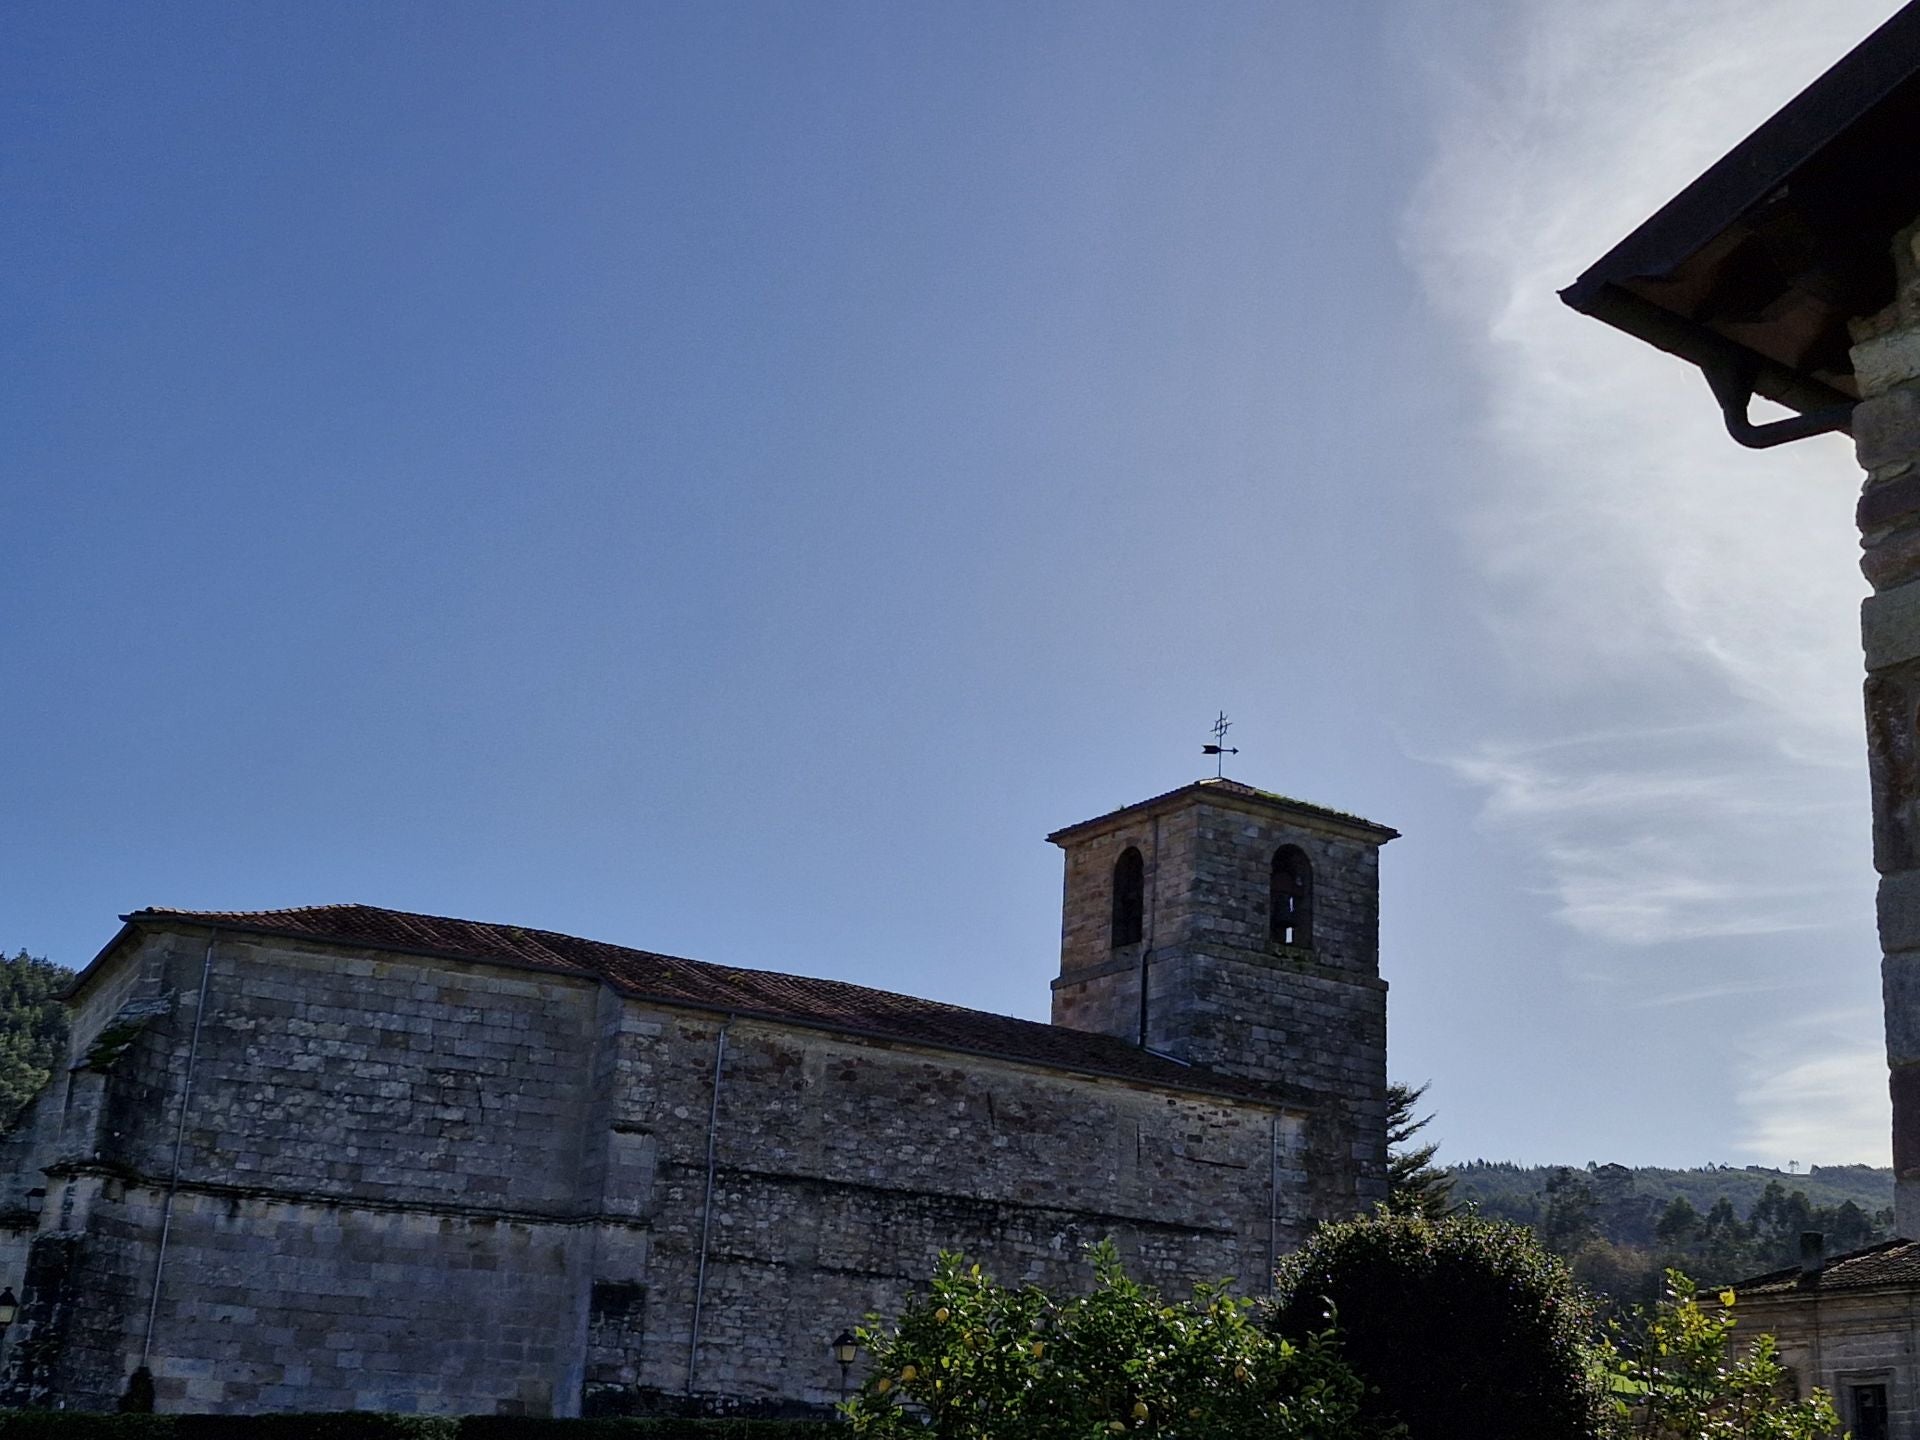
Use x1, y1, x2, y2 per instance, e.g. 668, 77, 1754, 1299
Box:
1398, 0, 1899, 1158
1735, 1018, 1889, 1166
1445, 720, 1864, 943
1403, 0, 1893, 940
1633, 979, 1819, 1011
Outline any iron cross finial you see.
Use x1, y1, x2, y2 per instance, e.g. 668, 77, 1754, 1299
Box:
1202, 710, 1239, 779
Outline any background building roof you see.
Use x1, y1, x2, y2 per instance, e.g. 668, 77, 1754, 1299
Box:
1737, 1237, 1920, 1296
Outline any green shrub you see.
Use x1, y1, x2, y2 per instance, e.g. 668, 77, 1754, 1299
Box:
459, 1423, 830, 1439
188, 1418, 454, 1440
1603, 1270, 1840, 1439
0, 1418, 456, 1440
0, 1419, 832, 1440
1270, 1209, 1606, 1440
845, 1239, 1391, 1439
0, 1419, 180, 1440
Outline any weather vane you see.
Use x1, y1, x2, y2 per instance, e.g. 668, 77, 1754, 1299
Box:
1202, 710, 1239, 779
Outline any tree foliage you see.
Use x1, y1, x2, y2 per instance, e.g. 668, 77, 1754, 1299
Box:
843, 1241, 1390, 1439
1384, 1081, 1453, 1218
1603, 1270, 1840, 1439
0, 950, 70, 1131
1269, 1209, 1607, 1440
1455, 1162, 1893, 1304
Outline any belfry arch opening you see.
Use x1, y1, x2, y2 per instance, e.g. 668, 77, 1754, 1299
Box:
1111, 846, 1145, 948
1270, 845, 1313, 948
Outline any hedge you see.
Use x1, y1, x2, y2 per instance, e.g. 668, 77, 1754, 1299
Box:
1269, 1209, 1606, 1440
0, 1419, 833, 1440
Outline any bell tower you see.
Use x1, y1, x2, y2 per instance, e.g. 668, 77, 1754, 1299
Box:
1047, 778, 1397, 1213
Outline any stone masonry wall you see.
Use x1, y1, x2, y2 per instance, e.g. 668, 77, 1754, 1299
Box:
1054, 803, 1202, 1016
118, 934, 607, 1211
1, 922, 1316, 1415
10, 1176, 593, 1415
1170, 800, 1388, 1213
1741, 1289, 1920, 1440
596, 1007, 1309, 1411
1850, 219, 1920, 1239
1, 928, 613, 1413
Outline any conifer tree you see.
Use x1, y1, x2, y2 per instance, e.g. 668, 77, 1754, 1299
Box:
1385, 1079, 1455, 1217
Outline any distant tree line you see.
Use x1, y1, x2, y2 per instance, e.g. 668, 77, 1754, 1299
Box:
1457, 1159, 1894, 1304
0, 950, 72, 1131
1384, 1097, 1894, 1305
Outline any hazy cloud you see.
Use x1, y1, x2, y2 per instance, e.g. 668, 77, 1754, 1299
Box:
1401, 0, 1899, 1161
1447, 721, 1863, 944
1403, 0, 1890, 939
1737, 1023, 1889, 1166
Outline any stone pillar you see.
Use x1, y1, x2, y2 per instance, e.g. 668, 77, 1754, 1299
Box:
1851, 221, 1920, 1237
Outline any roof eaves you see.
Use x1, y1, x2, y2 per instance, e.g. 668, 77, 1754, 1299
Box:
1561, 0, 1920, 415
1047, 779, 1398, 847
119, 907, 1305, 1112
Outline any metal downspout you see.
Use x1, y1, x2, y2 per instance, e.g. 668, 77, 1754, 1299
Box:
1703, 358, 1856, 449
1137, 816, 1160, 1049
685, 1017, 732, 1397
141, 934, 217, 1368
1267, 1114, 1280, 1293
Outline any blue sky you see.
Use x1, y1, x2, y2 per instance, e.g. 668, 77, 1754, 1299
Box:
3, 1, 1903, 1166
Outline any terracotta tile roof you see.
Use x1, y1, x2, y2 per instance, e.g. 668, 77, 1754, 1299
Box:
119, 903, 1299, 1107
1735, 1238, 1920, 1297
1046, 778, 1398, 846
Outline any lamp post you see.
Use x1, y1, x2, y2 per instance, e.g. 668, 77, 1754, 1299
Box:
831, 1329, 858, 1413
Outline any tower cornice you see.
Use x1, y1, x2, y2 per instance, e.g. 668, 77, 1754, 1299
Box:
1046, 778, 1398, 848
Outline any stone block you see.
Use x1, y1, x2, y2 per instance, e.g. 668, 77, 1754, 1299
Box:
1858, 519, 1920, 591
1857, 384, 1920, 475
1864, 579, 1920, 670
1886, 949, 1920, 1064
1855, 326, 1920, 398
1881, 873, 1920, 954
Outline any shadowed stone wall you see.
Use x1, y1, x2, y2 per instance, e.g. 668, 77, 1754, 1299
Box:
1851, 220, 1920, 1239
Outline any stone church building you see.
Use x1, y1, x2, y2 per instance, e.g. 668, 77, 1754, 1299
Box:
0, 777, 1393, 1416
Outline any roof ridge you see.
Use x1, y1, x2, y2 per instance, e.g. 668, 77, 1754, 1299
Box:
1733, 1236, 1920, 1294
128, 902, 365, 919
119, 902, 1294, 1107
1047, 778, 1397, 845
134, 902, 1032, 1027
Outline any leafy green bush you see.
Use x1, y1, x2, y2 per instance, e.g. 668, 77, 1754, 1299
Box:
844, 1239, 1390, 1439
192, 1419, 453, 1440
0, 1418, 832, 1440
1602, 1270, 1839, 1439
0, 1418, 177, 1440
0, 1417, 454, 1440
459, 1422, 829, 1438
1270, 1209, 1605, 1440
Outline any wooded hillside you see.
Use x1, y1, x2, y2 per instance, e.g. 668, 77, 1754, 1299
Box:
0, 950, 71, 1131
1453, 1159, 1896, 1301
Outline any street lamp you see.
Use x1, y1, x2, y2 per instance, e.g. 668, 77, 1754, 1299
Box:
0, 1289, 18, 1328
831, 1329, 858, 1409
